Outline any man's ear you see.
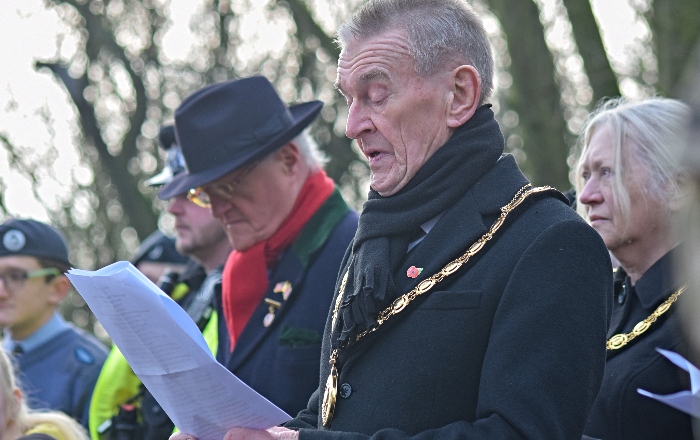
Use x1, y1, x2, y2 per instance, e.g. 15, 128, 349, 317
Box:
48, 274, 71, 305
447, 65, 481, 128
13, 387, 22, 405
276, 143, 302, 174
9, 386, 22, 416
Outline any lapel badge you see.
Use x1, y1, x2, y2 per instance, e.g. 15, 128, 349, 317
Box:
407, 266, 423, 279
263, 298, 282, 327
273, 281, 293, 301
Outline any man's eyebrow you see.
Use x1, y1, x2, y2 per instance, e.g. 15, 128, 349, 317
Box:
334, 68, 390, 93
359, 68, 389, 83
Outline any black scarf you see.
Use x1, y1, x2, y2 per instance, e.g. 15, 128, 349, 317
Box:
334, 105, 505, 348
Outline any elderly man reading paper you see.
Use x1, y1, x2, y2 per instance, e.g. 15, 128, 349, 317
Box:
158, 76, 358, 418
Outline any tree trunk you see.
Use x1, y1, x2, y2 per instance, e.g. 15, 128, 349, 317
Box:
649, 0, 700, 96
562, 0, 620, 103
487, 0, 572, 190
46, 0, 158, 243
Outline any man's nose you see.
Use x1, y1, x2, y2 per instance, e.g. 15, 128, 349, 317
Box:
167, 195, 186, 214
209, 194, 232, 219
0, 277, 11, 297
345, 102, 375, 140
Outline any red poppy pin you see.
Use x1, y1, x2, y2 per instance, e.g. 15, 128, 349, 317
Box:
407, 266, 423, 278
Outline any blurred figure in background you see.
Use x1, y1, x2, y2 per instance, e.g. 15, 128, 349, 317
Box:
89, 125, 232, 440
130, 229, 189, 284
576, 97, 693, 440
678, 49, 700, 371
0, 347, 90, 440
0, 219, 107, 429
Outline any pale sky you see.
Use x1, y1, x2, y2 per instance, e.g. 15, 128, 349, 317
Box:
0, 0, 645, 221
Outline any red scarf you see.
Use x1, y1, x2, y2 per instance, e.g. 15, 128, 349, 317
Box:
222, 170, 335, 351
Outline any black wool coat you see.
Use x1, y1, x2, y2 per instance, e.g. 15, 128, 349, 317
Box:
286, 155, 613, 440
583, 251, 694, 440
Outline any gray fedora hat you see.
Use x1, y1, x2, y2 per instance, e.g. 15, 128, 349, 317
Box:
158, 76, 322, 200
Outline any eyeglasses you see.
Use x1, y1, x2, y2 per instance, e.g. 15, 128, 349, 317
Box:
187, 160, 262, 208
0, 268, 61, 292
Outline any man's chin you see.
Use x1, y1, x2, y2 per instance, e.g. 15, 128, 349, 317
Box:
226, 232, 246, 251
372, 179, 409, 197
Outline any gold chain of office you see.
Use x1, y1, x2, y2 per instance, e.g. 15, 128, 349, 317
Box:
321, 183, 554, 428
606, 285, 686, 350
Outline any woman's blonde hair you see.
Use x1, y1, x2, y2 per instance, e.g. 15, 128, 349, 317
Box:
575, 97, 691, 228
0, 349, 89, 440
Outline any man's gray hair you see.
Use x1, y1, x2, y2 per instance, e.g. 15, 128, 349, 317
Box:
575, 97, 691, 228
336, 0, 494, 104
292, 130, 328, 171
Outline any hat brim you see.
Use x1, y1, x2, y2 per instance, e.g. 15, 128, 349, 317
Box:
158, 100, 323, 200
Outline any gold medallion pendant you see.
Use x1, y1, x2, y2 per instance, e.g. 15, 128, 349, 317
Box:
321, 361, 338, 427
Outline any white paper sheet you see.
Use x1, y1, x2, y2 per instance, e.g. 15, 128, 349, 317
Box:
637, 348, 700, 418
67, 261, 291, 440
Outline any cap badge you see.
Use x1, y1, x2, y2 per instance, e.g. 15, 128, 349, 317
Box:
147, 245, 164, 260
3, 229, 26, 252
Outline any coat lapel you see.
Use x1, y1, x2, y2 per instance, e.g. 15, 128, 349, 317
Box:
225, 190, 351, 371
226, 247, 306, 372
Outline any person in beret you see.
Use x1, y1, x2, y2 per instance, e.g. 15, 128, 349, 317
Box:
158, 76, 358, 417
172, 1, 613, 439
0, 218, 108, 429
89, 126, 233, 440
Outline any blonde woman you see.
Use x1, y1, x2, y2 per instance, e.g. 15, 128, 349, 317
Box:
0, 349, 89, 440
576, 97, 692, 440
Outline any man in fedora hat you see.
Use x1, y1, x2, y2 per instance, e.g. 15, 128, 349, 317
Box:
0, 218, 108, 428
159, 76, 358, 417
88, 124, 234, 440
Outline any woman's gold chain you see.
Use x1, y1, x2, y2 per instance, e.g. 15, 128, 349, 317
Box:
606, 285, 686, 350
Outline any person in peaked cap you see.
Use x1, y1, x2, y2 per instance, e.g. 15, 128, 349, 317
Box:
0, 218, 108, 429
158, 76, 358, 417
88, 125, 233, 440
129, 229, 189, 284
144, 125, 186, 188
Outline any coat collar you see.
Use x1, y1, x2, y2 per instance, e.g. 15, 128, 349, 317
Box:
618, 248, 681, 310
